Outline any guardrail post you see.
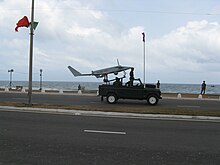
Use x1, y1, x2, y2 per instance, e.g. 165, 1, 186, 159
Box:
198, 94, 202, 99
78, 90, 82, 94
96, 88, 99, 96
177, 93, 181, 98
21, 88, 26, 93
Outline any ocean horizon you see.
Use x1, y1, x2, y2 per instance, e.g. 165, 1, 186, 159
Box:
0, 81, 220, 95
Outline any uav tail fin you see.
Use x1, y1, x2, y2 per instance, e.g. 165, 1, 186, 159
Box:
68, 66, 82, 77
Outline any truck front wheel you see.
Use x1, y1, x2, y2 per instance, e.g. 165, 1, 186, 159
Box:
107, 93, 117, 104
147, 95, 158, 105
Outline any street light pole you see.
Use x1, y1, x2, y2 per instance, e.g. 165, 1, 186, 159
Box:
39, 69, 43, 90
8, 69, 14, 89
28, 0, 35, 106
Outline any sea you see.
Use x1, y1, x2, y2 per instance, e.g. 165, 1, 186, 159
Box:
0, 81, 220, 95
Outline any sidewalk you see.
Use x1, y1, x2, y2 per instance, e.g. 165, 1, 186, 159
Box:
1, 88, 220, 100
162, 93, 220, 101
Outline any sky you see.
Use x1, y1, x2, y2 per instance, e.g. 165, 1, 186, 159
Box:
0, 0, 220, 84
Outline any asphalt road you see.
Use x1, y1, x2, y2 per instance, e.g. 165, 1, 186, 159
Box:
0, 110, 220, 164
0, 92, 219, 110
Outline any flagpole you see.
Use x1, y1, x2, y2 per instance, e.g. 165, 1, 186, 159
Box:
28, 0, 35, 106
142, 32, 146, 88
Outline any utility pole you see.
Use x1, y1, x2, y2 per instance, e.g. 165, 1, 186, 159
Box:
28, 0, 35, 106
8, 69, 14, 89
39, 69, 43, 90
142, 32, 146, 88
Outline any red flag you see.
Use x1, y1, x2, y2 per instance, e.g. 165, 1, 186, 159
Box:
15, 16, 30, 32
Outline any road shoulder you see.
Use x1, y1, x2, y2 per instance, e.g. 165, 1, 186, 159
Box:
1, 105, 220, 122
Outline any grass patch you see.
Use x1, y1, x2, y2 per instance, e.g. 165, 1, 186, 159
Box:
0, 102, 220, 117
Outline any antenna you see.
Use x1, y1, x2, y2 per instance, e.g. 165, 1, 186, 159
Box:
117, 59, 120, 66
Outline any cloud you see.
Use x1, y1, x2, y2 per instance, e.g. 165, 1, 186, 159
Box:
0, 0, 219, 84
147, 20, 220, 83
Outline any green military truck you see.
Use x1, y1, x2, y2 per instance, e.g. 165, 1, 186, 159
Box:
98, 79, 162, 105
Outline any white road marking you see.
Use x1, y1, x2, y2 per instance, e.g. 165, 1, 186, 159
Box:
84, 129, 126, 135
177, 105, 200, 108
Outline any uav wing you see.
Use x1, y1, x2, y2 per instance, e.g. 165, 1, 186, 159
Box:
92, 66, 132, 76
68, 66, 92, 77
68, 65, 133, 78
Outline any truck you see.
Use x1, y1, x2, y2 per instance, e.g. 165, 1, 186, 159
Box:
68, 63, 162, 105
98, 79, 162, 105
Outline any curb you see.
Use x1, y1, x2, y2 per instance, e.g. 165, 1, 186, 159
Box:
0, 106, 220, 122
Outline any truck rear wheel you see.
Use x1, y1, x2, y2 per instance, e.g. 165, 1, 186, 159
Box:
106, 93, 117, 104
147, 95, 158, 105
